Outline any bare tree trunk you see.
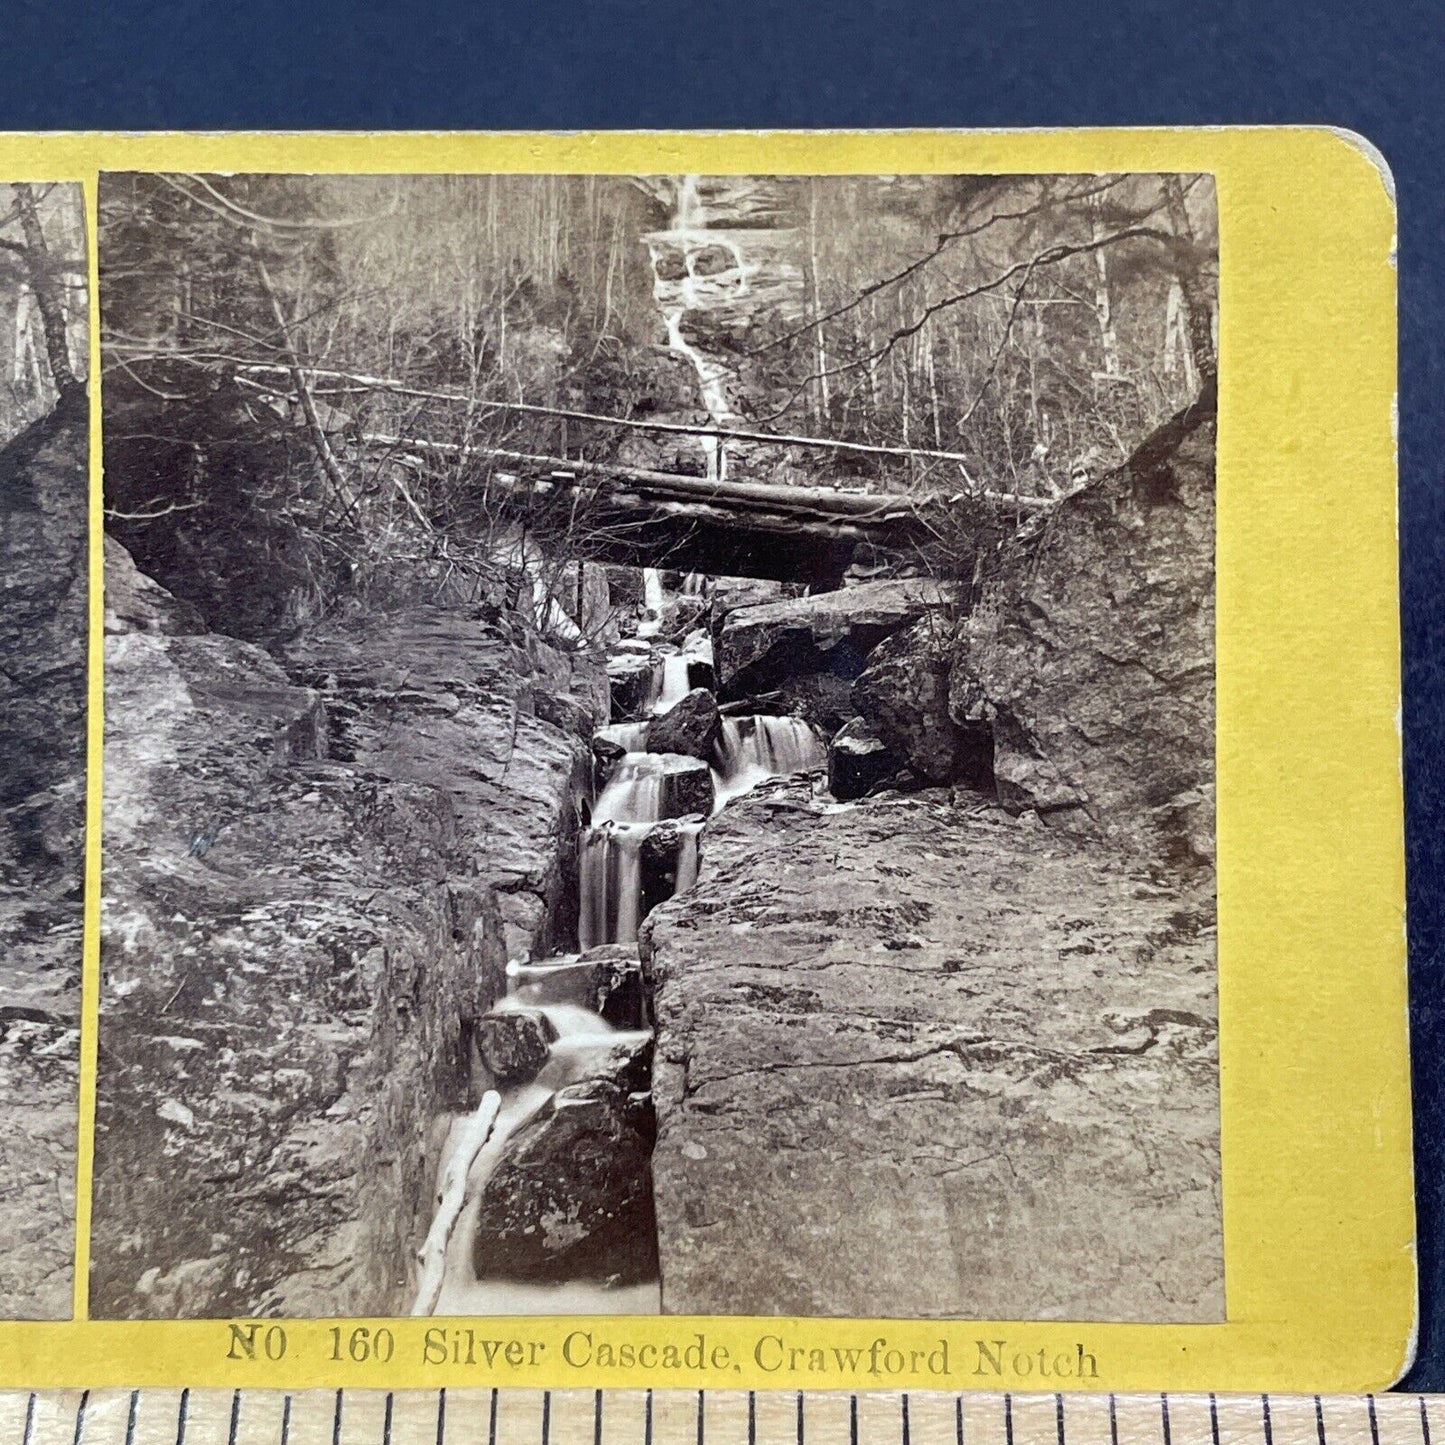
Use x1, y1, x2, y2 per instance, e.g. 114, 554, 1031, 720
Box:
253, 247, 357, 518
12, 183, 78, 394
806, 179, 831, 426
1088, 193, 1120, 376
1163, 177, 1216, 384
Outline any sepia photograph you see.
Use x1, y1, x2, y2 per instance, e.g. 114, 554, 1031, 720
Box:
0, 180, 89, 1320
90, 170, 1220, 1323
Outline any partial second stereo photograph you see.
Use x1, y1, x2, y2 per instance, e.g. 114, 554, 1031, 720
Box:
89, 171, 1221, 1323
0, 180, 89, 1321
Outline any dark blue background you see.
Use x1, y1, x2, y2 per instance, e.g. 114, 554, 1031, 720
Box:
9, 0, 1442, 1387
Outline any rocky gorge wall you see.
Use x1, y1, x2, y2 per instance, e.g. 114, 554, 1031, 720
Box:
642, 395, 1222, 1321
92, 553, 607, 1318
0, 389, 87, 1320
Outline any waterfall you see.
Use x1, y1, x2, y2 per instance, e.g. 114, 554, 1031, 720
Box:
427, 968, 657, 1317
594, 721, 649, 753
423, 178, 825, 1318
593, 754, 669, 825
713, 715, 827, 806
648, 653, 693, 714
579, 823, 647, 948
637, 568, 665, 638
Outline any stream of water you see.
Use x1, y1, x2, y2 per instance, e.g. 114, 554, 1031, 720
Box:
417, 177, 824, 1317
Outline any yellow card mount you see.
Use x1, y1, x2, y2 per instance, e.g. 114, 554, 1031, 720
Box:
0, 127, 1406, 1396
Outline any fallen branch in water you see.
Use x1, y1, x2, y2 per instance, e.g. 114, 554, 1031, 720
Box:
411, 1089, 502, 1316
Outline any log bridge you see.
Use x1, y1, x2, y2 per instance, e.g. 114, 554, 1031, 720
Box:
241, 363, 1052, 586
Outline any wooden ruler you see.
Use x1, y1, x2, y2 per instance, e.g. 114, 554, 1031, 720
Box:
0, 1391, 1436, 1445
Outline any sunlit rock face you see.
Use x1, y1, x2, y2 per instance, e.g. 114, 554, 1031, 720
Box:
952, 393, 1218, 869
643, 777, 1223, 1323
90, 563, 609, 1319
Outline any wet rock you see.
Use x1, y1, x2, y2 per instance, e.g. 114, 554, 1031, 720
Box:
658, 593, 707, 645
853, 617, 991, 786
952, 396, 1216, 865
645, 787, 1222, 1322
776, 672, 855, 735
639, 818, 704, 916
608, 652, 656, 722
91, 589, 598, 1319
718, 577, 948, 699
471, 1074, 659, 1284
655, 754, 715, 818
646, 688, 721, 761
475, 1009, 558, 1085
576, 945, 649, 1029
827, 717, 899, 799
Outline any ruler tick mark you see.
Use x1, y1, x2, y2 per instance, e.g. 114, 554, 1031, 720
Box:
1055, 1395, 1064, 1445
795, 1392, 804, 1445
280, 1395, 291, 1445
697, 1391, 705, 1445
1162, 1394, 1172, 1445
331, 1391, 343, 1445
956, 1397, 964, 1445
1368, 1395, 1380, 1445
383, 1395, 393, 1445
1315, 1396, 1326, 1445
1422, 1396, 1433, 1445
73, 1391, 89, 1445
124, 1391, 138, 1445
435, 1391, 445, 1445
849, 1395, 858, 1445
541, 1391, 551, 1445
487, 1392, 497, 1445
22, 1395, 35, 1445
1006, 1394, 1015, 1445
1109, 1395, 1118, 1445
644, 1392, 653, 1445
593, 1390, 602, 1445
226, 1392, 240, 1445
176, 1388, 190, 1445
902, 1394, 911, 1445
748, 1392, 756, 1445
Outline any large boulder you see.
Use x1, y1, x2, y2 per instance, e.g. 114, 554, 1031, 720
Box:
646, 688, 721, 761
717, 578, 948, 699
952, 395, 1216, 866
471, 1065, 658, 1283
474, 1008, 557, 1086
103, 537, 206, 637
643, 781, 1222, 1322
853, 617, 993, 787
607, 652, 656, 722
827, 717, 899, 800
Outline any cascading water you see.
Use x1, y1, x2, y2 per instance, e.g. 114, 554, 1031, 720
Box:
420, 176, 828, 1317
712, 715, 828, 807
649, 653, 693, 714
637, 568, 666, 638
428, 973, 658, 1317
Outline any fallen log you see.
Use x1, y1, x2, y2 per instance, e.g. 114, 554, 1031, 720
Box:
410, 1089, 502, 1317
